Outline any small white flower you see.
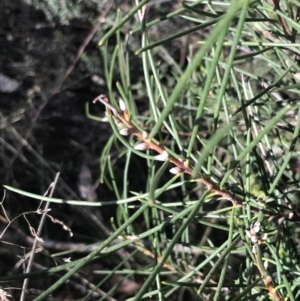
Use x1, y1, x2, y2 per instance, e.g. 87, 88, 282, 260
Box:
246, 221, 267, 245
169, 167, 182, 174
119, 128, 130, 136
119, 98, 127, 112
142, 131, 148, 139
63, 257, 72, 263
154, 151, 169, 161
245, 230, 252, 239
251, 235, 258, 244
260, 233, 268, 241
252, 221, 260, 234
134, 143, 148, 151
246, 229, 257, 243
264, 260, 268, 270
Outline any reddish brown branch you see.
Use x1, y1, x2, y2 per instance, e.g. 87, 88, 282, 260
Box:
272, 0, 292, 40
92, 94, 300, 222
93, 94, 237, 205
255, 253, 284, 301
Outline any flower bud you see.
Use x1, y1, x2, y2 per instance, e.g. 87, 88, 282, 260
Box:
169, 167, 182, 174
134, 143, 148, 151
119, 98, 127, 112
154, 151, 169, 161
119, 128, 130, 136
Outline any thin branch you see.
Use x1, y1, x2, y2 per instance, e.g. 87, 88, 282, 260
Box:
94, 94, 238, 204
271, 0, 292, 40
20, 172, 60, 301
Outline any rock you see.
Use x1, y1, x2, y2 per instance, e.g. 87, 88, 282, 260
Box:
0, 73, 21, 93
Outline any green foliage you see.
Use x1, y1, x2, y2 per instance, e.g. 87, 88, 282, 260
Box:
3, 0, 300, 300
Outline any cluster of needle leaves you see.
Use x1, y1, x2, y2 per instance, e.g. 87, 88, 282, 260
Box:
3, 0, 300, 300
